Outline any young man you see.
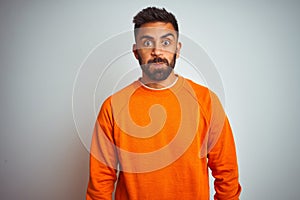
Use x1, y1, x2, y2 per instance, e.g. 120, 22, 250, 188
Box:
86, 7, 241, 200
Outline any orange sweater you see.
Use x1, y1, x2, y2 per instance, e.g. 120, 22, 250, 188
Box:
86, 76, 241, 200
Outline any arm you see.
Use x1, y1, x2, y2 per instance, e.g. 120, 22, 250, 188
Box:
86, 98, 118, 200
206, 92, 242, 199
207, 116, 242, 200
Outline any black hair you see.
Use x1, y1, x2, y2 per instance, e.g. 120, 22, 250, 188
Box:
133, 7, 179, 36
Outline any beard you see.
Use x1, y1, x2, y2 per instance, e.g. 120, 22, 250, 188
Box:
138, 53, 177, 81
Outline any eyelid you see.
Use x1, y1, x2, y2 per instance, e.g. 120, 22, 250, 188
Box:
143, 39, 153, 46
162, 39, 171, 45
140, 38, 174, 48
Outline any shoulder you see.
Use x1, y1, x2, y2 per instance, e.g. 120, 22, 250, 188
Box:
182, 77, 213, 106
99, 81, 139, 115
182, 77, 223, 120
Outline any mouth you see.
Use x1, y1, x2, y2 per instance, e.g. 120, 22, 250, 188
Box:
152, 62, 165, 65
150, 62, 166, 68
148, 57, 169, 67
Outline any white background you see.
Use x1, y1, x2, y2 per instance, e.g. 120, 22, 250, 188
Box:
0, 1, 299, 199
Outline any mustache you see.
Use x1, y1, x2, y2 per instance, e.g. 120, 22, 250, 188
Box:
147, 57, 169, 65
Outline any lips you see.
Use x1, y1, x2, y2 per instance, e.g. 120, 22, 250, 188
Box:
152, 62, 165, 65
150, 62, 166, 69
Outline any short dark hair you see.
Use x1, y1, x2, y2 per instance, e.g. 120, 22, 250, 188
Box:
133, 7, 179, 37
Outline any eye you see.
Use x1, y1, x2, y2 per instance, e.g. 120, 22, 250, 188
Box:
143, 40, 153, 47
162, 40, 171, 46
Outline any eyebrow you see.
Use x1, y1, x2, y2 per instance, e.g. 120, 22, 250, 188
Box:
139, 33, 176, 41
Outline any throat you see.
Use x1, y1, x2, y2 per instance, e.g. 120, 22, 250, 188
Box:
140, 75, 178, 90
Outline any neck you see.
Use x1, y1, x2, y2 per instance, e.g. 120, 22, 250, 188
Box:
140, 72, 177, 89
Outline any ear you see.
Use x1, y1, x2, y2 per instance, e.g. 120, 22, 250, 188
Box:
176, 42, 182, 59
133, 44, 139, 60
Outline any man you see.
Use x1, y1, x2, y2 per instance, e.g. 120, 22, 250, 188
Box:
86, 7, 241, 200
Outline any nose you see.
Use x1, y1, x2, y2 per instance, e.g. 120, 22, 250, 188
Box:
151, 43, 163, 56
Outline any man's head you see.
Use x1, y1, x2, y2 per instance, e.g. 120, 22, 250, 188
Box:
133, 7, 179, 38
132, 7, 181, 82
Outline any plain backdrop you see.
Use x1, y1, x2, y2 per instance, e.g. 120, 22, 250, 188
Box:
0, 1, 299, 199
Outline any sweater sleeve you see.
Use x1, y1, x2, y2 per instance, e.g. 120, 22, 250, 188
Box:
207, 93, 242, 200
86, 97, 118, 200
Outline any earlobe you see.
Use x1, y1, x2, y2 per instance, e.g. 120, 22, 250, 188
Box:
176, 42, 182, 59
132, 44, 139, 60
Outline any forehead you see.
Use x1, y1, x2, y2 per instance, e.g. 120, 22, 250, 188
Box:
135, 22, 177, 39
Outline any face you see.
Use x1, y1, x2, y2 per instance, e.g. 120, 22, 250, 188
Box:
133, 22, 181, 81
